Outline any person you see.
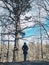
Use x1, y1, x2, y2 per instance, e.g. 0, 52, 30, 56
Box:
22, 42, 28, 61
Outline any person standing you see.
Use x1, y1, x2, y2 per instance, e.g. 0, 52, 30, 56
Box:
22, 42, 28, 61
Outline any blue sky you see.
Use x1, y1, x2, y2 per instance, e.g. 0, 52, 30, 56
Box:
23, 19, 49, 38
23, 26, 39, 37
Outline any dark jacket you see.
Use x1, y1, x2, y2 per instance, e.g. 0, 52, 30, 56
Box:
22, 44, 28, 54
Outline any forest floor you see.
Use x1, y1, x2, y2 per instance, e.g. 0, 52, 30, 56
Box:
0, 61, 49, 65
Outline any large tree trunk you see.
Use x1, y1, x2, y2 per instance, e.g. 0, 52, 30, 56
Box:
13, 0, 21, 62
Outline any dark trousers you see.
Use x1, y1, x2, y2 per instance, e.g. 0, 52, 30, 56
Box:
24, 54, 27, 61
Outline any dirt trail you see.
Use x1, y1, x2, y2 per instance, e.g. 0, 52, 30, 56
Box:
0, 61, 49, 65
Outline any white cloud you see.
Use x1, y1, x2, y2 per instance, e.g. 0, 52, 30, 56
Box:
0, 1, 5, 6
20, 15, 25, 20
0, 8, 4, 14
